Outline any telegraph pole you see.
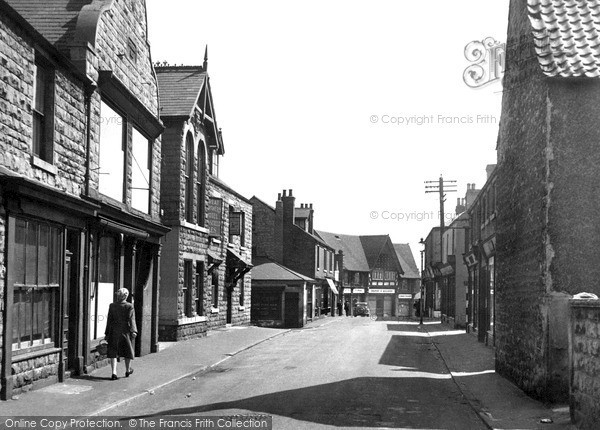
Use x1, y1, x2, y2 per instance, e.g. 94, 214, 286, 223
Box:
425, 175, 457, 261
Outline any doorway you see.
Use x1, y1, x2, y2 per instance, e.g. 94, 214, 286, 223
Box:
63, 230, 81, 375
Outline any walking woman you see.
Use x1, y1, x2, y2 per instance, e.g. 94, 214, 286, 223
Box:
105, 288, 137, 380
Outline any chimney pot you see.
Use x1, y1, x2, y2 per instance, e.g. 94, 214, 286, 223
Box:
282, 190, 287, 197
288, 189, 293, 197
310, 203, 313, 209
473, 183, 476, 189
277, 193, 282, 200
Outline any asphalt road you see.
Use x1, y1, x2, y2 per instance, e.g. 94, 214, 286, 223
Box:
117, 318, 486, 429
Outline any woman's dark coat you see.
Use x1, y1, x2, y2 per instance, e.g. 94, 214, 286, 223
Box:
105, 301, 137, 359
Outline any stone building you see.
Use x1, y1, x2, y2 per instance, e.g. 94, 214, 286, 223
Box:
465, 165, 496, 345
496, 0, 600, 402
156, 60, 252, 341
0, 0, 168, 398
316, 232, 406, 319
251, 191, 338, 320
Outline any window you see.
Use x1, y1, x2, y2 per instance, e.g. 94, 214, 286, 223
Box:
209, 151, 219, 177
372, 270, 384, 280
354, 273, 360, 285
32, 60, 54, 162
195, 262, 204, 316
207, 197, 223, 237
127, 38, 138, 64
11, 218, 61, 350
185, 134, 194, 222
316, 246, 320, 270
229, 209, 245, 245
99, 101, 125, 202
131, 127, 151, 213
90, 235, 117, 340
183, 260, 193, 317
212, 270, 219, 308
197, 142, 206, 226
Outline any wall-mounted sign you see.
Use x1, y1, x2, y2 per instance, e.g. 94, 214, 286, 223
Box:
369, 289, 395, 294
398, 294, 412, 299
353, 288, 365, 294
207, 197, 223, 236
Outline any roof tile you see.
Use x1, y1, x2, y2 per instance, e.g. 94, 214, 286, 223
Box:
155, 66, 206, 117
528, 0, 600, 77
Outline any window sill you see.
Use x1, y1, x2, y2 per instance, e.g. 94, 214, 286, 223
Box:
181, 221, 209, 234
210, 238, 222, 245
178, 315, 207, 325
12, 345, 60, 363
211, 307, 219, 314
31, 155, 57, 175
238, 306, 245, 311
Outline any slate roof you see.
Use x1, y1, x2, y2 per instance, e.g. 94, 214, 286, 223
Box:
393, 244, 420, 279
314, 231, 369, 272
155, 66, 206, 117
252, 261, 314, 282
528, 0, 600, 77
5, 0, 92, 49
360, 235, 390, 269
295, 207, 311, 218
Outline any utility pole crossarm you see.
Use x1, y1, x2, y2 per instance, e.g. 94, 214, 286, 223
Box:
424, 174, 458, 261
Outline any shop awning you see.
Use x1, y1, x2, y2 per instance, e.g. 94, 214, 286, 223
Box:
413, 291, 421, 300
326, 278, 339, 295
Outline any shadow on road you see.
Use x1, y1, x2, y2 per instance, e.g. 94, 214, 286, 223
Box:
128, 376, 485, 429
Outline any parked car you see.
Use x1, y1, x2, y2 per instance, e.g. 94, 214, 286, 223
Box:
354, 302, 370, 317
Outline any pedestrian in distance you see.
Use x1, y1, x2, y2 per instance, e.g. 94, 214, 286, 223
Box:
105, 287, 137, 380
344, 300, 350, 316
337, 300, 343, 317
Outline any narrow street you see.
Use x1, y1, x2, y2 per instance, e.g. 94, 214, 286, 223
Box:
116, 319, 486, 429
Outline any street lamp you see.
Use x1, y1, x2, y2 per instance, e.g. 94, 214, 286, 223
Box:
419, 237, 425, 325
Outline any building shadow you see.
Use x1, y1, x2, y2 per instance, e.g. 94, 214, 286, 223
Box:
127, 376, 485, 429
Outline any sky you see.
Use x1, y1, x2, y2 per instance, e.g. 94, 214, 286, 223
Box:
146, 0, 510, 265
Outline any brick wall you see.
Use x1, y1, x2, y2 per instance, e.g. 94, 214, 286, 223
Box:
250, 197, 276, 260
569, 300, 600, 429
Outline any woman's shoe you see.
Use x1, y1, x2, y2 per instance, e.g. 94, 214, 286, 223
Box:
111, 374, 118, 380
125, 368, 134, 378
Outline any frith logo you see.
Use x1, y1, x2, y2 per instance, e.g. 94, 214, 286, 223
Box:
463, 37, 505, 89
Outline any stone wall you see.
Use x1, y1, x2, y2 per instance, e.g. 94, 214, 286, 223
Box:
0, 11, 87, 194
494, 0, 600, 402
10, 351, 60, 394
569, 300, 600, 429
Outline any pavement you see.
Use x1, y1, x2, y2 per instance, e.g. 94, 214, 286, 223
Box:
419, 321, 576, 430
0, 317, 578, 429
0, 324, 294, 417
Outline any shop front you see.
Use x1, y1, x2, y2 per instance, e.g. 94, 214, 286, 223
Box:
367, 288, 396, 318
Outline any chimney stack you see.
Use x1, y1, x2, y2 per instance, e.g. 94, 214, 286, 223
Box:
281, 189, 296, 265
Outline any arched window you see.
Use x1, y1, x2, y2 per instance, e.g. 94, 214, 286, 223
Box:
184, 133, 194, 222
197, 141, 207, 226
